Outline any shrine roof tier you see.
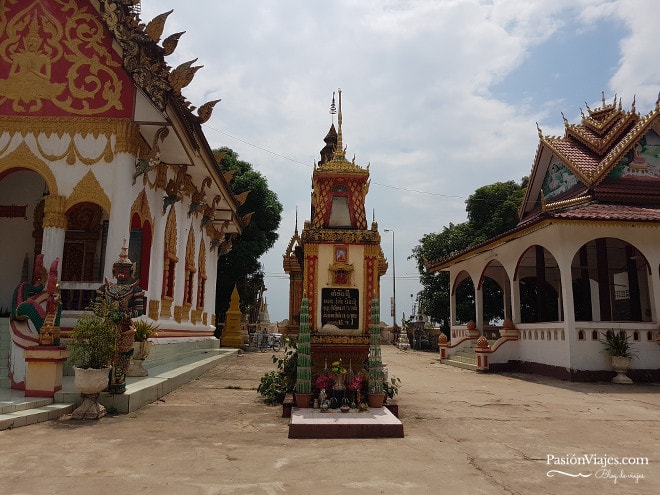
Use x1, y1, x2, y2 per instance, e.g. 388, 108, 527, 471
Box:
313, 155, 370, 177
300, 226, 382, 245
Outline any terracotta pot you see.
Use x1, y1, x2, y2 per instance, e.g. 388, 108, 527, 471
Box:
295, 393, 312, 408
367, 392, 385, 408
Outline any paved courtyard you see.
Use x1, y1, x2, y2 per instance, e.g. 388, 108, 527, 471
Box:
1, 344, 658, 494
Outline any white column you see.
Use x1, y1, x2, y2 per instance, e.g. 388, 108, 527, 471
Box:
475, 285, 484, 334
41, 195, 67, 276
103, 153, 134, 278
511, 279, 521, 323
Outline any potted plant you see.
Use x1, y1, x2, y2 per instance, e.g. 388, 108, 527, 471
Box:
383, 375, 402, 403
67, 313, 117, 419
127, 319, 158, 377
601, 330, 636, 384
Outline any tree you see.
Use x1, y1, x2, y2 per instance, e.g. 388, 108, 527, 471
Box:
214, 148, 283, 321
410, 178, 527, 324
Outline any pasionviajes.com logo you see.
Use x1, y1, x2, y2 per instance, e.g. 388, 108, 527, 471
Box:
546, 454, 648, 484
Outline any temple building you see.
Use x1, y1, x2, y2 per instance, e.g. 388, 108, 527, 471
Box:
0, 1, 245, 390
283, 90, 388, 375
426, 93, 660, 381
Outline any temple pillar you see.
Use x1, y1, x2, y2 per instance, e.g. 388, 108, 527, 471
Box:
41, 195, 67, 274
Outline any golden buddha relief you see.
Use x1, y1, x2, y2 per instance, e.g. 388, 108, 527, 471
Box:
0, 2, 129, 116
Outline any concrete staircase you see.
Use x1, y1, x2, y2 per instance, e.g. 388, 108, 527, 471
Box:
0, 319, 238, 430
442, 344, 478, 371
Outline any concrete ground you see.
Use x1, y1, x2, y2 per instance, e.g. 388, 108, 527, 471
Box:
1, 344, 658, 495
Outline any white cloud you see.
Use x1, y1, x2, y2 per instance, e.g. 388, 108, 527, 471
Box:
139, 0, 659, 322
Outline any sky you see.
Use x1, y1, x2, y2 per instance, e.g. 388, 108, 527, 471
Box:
140, 0, 659, 324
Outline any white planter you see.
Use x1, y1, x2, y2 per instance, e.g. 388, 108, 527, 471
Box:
127, 341, 153, 377
610, 356, 633, 384
71, 366, 111, 419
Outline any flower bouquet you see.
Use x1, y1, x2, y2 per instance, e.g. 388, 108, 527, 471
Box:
315, 372, 335, 390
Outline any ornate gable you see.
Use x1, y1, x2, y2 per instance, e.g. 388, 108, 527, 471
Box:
0, 0, 134, 118
520, 94, 660, 222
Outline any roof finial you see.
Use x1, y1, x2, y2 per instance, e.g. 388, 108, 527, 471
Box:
294, 206, 298, 234
335, 88, 343, 157
601, 91, 606, 108
632, 94, 636, 113
330, 91, 337, 125
561, 112, 568, 127
585, 101, 592, 113
536, 122, 543, 138
656, 92, 660, 111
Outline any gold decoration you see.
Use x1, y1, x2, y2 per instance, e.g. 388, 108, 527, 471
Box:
130, 190, 154, 227
145, 10, 173, 43
234, 190, 250, 205
301, 228, 381, 244
241, 212, 254, 226
191, 308, 202, 325
43, 195, 67, 229
0, 142, 58, 195
162, 31, 185, 56
0, 3, 124, 114
198, 239, 207, 275
66, 170, 111, 214
148, 300, 160, 321
164, 207, 178, 260
160, 297, 173, 318
185, 228, 196, 267
197, 99, 221, 124
310, 335, 370, 346
0, 117, 139, 165
168, 59, 203, 93
174, 304, 190, 323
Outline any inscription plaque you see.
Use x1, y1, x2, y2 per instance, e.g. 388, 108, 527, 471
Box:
321, 288, 359, 329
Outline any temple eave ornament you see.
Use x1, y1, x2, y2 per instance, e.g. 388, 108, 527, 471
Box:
300, 229, 381, 244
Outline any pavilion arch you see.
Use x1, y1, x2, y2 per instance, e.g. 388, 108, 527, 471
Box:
515, 245, 562, 323
478, 259, 511, 326
571, 237, 652, 322
452, 270, 476, 325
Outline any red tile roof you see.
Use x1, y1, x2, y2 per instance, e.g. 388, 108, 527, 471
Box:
549, 203, 660, 222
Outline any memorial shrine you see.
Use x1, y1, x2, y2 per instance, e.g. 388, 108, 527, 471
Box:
283, 90, 399, 425
284, 90, 388, 376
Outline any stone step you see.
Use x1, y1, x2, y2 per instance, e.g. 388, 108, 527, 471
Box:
451, 353, 477, 364
1, 394, 54, 414
442, 358, 478, 371
0, 403, 76, 430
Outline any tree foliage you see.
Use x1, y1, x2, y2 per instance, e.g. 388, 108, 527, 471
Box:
214, 148, 283, 319
410, 178, 527, 325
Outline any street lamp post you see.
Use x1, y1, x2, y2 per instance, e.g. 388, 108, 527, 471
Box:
384, 229, 409, 350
